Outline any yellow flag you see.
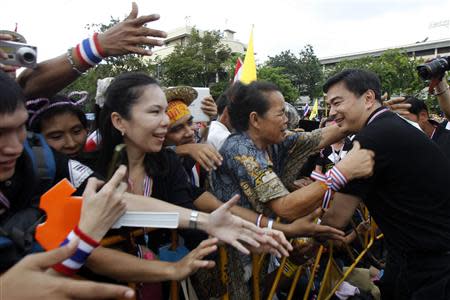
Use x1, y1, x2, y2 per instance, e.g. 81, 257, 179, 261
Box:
240, 27, 257, 84
309, 99, 319, 120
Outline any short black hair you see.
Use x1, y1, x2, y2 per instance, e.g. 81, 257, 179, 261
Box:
323, 69, 382, 103
405, 96, 428, 115
0, 71, 25, 115
228, 81, 280, 132
216, 92, 230, 116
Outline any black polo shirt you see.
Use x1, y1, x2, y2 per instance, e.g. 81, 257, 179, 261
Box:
429, 119, 450, 161
341, 107, 450, 254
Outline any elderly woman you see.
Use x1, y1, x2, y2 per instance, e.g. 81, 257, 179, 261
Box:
210, 81, 375, 299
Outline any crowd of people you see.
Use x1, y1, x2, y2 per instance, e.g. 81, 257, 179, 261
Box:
1, 2, 450, 300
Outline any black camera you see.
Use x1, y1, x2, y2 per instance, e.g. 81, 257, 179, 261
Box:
416, 56, 450, 81
0, 40, 37, 68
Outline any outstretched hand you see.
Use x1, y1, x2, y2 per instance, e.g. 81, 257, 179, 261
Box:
1, 240, 135, 300
98, 2, 167, 57
171, 238, 218, 280
207, 195, 268, 255
285, 208, 345, 241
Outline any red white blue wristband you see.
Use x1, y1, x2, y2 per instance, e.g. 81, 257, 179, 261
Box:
76, 33, 104, 67
53, 225, 100, 276
311, 166, 348, 209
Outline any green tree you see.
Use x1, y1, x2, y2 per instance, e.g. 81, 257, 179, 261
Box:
297, 44, 324, 99
328, 49, 424, 97
258, 66, 299, 103
161, 28, 232, 87
267, 46, 323, 99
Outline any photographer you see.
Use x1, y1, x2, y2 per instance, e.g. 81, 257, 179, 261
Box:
0, 2, 167, 98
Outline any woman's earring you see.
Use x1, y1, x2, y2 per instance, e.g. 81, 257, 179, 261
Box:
121, 131, 125, 136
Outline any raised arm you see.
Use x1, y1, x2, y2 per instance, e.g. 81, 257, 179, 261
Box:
17, 2, 167, 98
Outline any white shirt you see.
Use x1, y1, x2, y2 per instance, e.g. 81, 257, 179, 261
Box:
207, 121, 231, 150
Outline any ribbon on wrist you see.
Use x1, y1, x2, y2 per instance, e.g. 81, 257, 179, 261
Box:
52, 225, 100, 276
310, 166, 348, 209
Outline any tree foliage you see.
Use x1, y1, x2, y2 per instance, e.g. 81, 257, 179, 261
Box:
160, 28, 232, 87
266, 45, 323, 100
328, 49, 425, 97
258, 66, 299, 103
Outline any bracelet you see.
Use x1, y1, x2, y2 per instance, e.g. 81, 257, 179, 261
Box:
267, 218, 274, 229
189, 210, 199, 229
66, 48, 84, 75
75, 33, 104, 67
53, 226, 100, 276
256, 214, 263, 228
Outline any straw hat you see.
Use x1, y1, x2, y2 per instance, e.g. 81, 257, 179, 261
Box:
164, 86, 198, 106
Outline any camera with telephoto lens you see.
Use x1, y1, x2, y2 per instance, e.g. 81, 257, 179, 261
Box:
0, 40, 37, 68
416, 56, 450, 81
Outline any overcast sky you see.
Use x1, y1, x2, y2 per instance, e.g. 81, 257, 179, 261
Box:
2, 0, 450, 64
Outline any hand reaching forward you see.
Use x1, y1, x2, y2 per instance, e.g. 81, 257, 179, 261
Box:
169, 238, 218, 281
284, 208, 345, 241
1, 240, 135, 300
207, 195, 292, 256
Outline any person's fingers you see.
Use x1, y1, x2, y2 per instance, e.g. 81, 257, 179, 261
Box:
27, 239, 78, 270
134, 36, 165, 47
240, 217, 265, 235
132, 15, 166, 33
191, 259, 216, 270
0, 33, 13, 40
82, 177, 104, 199
238, 230, 261, 248
314, 224, 345, 236
263, 234, 289, 257
0, 64, 19, 72
125, 2, 138, 21
231, 240, 250, 255
105, 165, 127, 190
194, 244, 218, 259
269, 230, 293, 252
352, 140, 361, 150
308, 207, 324, 221
221, 194, 240, 210
63, 279, 135, 299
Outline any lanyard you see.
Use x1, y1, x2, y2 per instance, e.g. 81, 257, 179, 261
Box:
0, 190, 9, 208
331, 144, 344, 164
430, 126, 437, 139
367, 108, 389, 125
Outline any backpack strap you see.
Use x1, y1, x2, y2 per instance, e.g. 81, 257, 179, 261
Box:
23, 132, 56, 192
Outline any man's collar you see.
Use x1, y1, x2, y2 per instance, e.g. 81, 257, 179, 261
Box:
364, 106, 389, 127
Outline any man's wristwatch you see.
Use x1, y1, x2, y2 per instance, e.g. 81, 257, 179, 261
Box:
189, 210, 199, 229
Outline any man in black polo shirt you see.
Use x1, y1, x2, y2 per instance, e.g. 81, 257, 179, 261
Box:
320, 69, 450, 300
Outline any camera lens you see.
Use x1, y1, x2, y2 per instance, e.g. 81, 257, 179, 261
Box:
17, 46, 37, 66
416, 57, 450, 81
